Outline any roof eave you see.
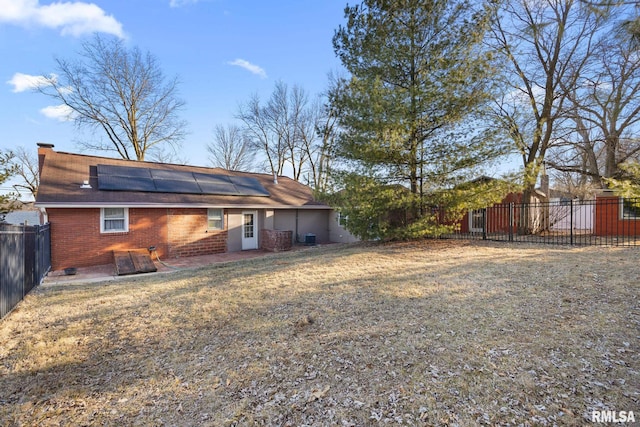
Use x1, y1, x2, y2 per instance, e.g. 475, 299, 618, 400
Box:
35, 202, 331, 210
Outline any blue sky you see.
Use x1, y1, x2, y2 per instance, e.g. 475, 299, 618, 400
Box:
0, 0, 346, 172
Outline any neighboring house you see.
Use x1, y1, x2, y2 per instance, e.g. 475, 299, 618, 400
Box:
1, 203, 43, 225
458, 191, 525, 234
593, 190, 640, 237
3, 210, 42, 226
35, 144, 334, 271
457, 179, 640, 237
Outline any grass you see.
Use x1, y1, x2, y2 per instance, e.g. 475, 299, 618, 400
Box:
1, 240, 638, 426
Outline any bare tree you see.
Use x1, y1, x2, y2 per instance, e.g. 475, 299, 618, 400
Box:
237, 81, 339, 189
237, 81, 324, 182
266, 82, 309, 181
145, 146, 188, 165
488, 0, 606, 199
207, 124, 255, 171
298, 95, 339, 193
548, 26, 640, 185
39, 34, 187, 161
237, 93, 286, 177
9, 146, 39, 200
580, 1, 640, 43
550, 168, 601, 198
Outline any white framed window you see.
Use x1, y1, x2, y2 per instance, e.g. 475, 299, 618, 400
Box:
469, 209, 484, 232
621, 198, 640, 220
101, 207, 128, 233
207, 208, 224, 230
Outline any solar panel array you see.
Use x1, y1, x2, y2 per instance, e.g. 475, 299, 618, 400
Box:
96, 164, 270, 197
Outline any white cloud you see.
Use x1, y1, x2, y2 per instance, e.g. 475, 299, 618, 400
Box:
169, 0, 200, 8
7, 72, 54, 92
40, 104, 74, 121
227, 59, 267, 79
0, 0, 124, 38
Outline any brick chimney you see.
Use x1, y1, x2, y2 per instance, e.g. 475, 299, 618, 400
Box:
37, 142, 54, 177
540, 169, 549, 199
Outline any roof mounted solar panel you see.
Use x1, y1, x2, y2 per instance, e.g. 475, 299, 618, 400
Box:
98, 175, 156, 192
97, 164, 152, 179
229, 176, 271, 196
193, 173, 238, 195
150, 169, 194, 181
154, 179, 202, 193
196, 182, 239, 195
193, 173, 233, 185
96, 163, 270, 197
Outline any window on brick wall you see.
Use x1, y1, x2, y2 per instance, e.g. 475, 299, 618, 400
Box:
621, 198, 640, 220
101, 207, 129, 233
208, 208, 224, 230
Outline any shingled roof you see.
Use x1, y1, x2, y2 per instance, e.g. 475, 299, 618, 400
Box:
35, 145, 329, 209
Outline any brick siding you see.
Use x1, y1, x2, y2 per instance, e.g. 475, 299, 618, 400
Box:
167, 208, 227, 258
47, 207, 227, 270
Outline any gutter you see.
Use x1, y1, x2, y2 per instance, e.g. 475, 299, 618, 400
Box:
34, 203, 332, 210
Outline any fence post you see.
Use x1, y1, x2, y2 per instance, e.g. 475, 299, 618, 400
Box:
482, 208, 487, 240
509, 203, 514, 242
570, 199, 574, 246
22, 223, 26, 298
34, 225, 40, 288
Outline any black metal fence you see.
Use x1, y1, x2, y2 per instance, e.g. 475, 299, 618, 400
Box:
0, 222, 51, 320
445, 197, 640, 246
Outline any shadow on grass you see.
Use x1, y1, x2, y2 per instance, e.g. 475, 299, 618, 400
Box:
1, 241, 639, 425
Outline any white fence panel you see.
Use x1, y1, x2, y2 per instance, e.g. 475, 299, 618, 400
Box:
549, 199, 594, 231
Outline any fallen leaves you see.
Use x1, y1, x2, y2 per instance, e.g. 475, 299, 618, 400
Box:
308, 385, 330, 403
0, 241, 638, 425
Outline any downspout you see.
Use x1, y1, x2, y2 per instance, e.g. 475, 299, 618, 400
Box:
295, 209, 299, 244
38, 207, 48, 224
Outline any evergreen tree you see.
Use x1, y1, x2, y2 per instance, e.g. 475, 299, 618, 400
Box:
607, 162, 640, 199
0, 150, 18, 221
330, 0, 509, 239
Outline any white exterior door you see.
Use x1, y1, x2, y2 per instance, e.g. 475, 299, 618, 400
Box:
241, 211, 258, 250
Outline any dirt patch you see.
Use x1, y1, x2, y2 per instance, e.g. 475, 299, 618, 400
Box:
1, 241, 638, 425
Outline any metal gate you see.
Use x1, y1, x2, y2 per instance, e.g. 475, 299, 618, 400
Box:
0, 223, 51, 319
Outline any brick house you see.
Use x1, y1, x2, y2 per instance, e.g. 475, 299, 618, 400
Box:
457, 186, 639, 237
35, 144, 334, 271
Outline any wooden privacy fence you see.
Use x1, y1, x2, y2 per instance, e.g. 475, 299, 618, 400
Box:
0, 222, 51, 319
446, 197, 640, 246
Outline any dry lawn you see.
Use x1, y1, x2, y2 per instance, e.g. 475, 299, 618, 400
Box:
1, 241, 638, 426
